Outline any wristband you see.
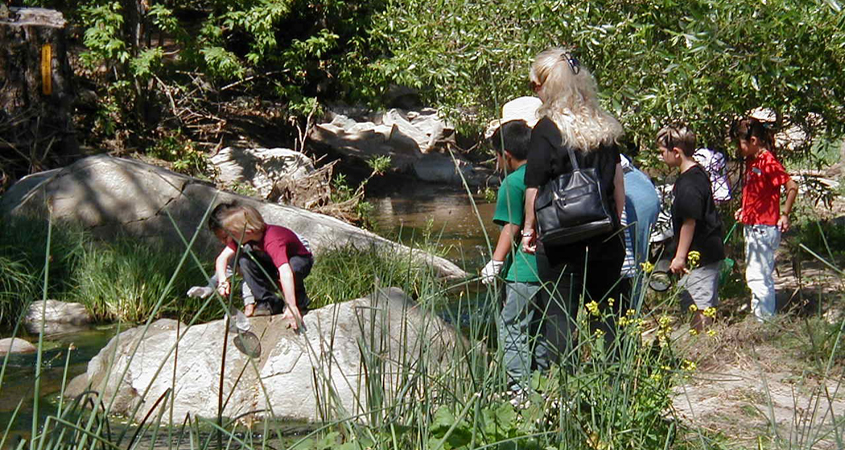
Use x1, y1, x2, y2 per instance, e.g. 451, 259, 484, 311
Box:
521, 230, 534, 237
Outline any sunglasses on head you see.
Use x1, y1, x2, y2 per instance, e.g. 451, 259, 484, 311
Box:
562, 51, 580, 74
528, 50, 581, 91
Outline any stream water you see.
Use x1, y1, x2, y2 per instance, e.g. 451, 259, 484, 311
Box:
1, 184, 497, 445
370, 183, 499, 269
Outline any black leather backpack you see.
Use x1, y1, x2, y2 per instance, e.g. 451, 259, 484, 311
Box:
534, 144, 614, 246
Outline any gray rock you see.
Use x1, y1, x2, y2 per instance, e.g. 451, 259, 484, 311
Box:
0, 155, 466, 279
309, 107, 493, 186
0, 337, 37, 355
85, 288, 464, 423
24, 300, 92, 335
412, 153, 487, 186
64, 373, 89, 399
210, 147, 317, 199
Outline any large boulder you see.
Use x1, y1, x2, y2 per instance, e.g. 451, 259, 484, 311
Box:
309, 108, 493, 186
0, 155, 466, 279
24, 300, 93, 335
85, 288, 464, 423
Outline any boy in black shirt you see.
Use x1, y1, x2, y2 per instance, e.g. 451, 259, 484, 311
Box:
657, 125, 725, 332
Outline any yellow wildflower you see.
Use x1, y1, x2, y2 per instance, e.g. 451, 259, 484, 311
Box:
594, 329, 605, 338
703, 307, 717, 319
586, 300, 600, 316
650, 372, 663, 383
687, 251, 701, 268
707, 329, 717, 337
681, 359, 697, 372
640, 261, 655, 274
618, 316, 630, 327
626, 309, 636, 317
607, 297, 615, 308
688, 304, 698, 313
689, 328, 699, 336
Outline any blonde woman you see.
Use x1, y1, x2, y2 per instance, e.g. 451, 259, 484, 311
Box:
520, 47, 626, 362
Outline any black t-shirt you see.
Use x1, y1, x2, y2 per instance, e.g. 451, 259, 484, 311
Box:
525, 117, 623, 263
671, 165, 725, 266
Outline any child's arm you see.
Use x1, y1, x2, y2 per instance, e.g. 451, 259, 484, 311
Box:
215, 246, 236, 296
481, 223, 520, 284
277, 263, 302, 331
670, 218, 695, 274
778, 178, 799, 232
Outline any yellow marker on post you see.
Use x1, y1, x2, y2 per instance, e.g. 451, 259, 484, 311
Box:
41, 44, 52, 95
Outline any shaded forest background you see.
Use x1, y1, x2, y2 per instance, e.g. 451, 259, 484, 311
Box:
2, 0, 845, 187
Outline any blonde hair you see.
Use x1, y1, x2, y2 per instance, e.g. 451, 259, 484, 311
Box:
221, 204, 266, 239
656, 125, 696, 157
530, 47, 624, 151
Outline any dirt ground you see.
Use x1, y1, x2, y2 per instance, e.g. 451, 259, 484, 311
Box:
672, 255, 845, 449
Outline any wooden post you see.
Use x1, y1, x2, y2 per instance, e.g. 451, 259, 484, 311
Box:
0, 7, 77, 180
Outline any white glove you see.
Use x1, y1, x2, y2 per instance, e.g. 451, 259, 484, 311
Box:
187, 286, 214, 298
481, 260, 505, 285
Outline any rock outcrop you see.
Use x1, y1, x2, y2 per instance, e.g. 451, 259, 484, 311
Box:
309, 108, 493, 186
24, 300, 93, 335
84, 288, 464, 423
0, 155, 466, 279
210, 147, 317, 199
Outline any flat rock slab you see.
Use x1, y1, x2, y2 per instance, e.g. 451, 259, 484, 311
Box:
85, 288, 464, 423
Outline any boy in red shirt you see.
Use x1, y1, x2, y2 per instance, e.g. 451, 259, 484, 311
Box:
730, 118, 799, 322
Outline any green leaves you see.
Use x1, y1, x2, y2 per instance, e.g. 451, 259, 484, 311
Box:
80, 2, 129, 67
364, 0, 845, 160
200, 46, 247, 80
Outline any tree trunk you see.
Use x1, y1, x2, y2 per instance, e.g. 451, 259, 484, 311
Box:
0, 7, 77, 181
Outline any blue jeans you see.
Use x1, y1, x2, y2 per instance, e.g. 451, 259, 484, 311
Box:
498, 282, 546, 391
744, 225, 780, 321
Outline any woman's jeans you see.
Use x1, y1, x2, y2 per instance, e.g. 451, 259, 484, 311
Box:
744, 225, 780, 321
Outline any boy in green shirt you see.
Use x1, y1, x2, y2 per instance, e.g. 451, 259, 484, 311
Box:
482, 119, 548, 394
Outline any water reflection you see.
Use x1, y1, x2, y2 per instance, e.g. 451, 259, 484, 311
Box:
370, 184, 498, 269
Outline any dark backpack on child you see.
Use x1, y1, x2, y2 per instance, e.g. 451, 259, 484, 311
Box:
534, 144, 614, 246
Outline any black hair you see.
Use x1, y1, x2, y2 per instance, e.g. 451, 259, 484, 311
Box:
208, 201, 238, 231
490, 120, 532, 161
729, 117, 775, 150
656, 124, 697, 157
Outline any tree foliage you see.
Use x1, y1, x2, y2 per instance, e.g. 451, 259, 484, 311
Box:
362, 0, 845, 157
15, 0, 845, 164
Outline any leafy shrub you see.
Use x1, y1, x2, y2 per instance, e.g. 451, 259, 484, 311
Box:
149, 130, 209, 176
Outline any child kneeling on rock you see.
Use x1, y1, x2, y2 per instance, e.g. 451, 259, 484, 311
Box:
208, 202, 313, 330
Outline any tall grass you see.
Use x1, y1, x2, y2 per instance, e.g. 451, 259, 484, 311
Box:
70, 236, 211, 323
0, 216, 87, 327
305, 244, 448, 309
